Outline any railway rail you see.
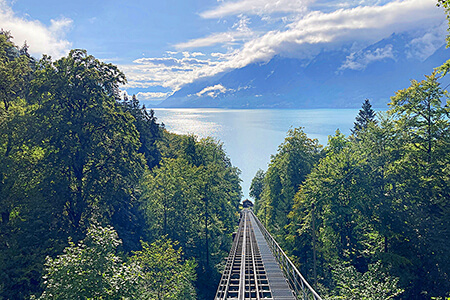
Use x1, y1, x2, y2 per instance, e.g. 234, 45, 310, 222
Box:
215, 209, 322, 300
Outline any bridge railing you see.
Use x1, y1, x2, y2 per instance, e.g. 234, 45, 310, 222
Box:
250, 210, 323, 300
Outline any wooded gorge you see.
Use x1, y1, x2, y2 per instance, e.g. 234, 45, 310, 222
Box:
0, 31, 241, 299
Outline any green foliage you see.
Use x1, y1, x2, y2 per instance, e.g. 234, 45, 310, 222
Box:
30, 49, 145, 229
141, 157, 202, 246
140, 135, 241, 299
0, 33, 32, 112
385, 73, 450, 297
0, 36, 160, 299
36, 223, 139, 300
259, 76, 450, 298
0, 31, 54, 299
131, 238, 197, 300
256, 127, 321, 238
389, 73, 449, 168
250, 169, 265, 212
141, 136, 240, 266
3, 16, 449, 298
120, 94, 162, 169
326, 262, 404, 300
24, 49, 149, 256
36, 225, 197, 300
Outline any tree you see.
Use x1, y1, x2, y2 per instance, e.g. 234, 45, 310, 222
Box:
29, 49, 146, 238
140, 157, 202, 249
286, 128, 391, 288
36, 224, 197, 300
258, 128, 321, 237
131, 238, 197, 300
328, 262, 404, 300
284, 76, 450, 297
352, 99, 376, 134
140, 135, 241, 299
250, 169, 265, 213
389, 73, 449, 168
120, 94, 162, 169
0, 29, 34, 225
0, 30, 52, 300
1, 47, 149, 299
36, 223, 139, 300
0, 30, 32, 112
386, 73, 450, 297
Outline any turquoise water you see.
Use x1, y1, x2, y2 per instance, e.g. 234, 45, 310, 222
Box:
153, 108, 360, 199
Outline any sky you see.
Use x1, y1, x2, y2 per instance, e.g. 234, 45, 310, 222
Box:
0, 0, 447, 102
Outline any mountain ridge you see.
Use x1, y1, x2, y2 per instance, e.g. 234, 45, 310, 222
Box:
159, 32, 450, 109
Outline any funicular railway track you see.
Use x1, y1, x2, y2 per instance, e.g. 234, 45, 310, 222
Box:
215, 209, 288, 300
216, 208, 322, 300
215, 209, 272, 299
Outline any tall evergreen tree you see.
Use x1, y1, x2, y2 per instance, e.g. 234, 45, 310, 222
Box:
352, 99, 376, 134
120, 94, 162, 169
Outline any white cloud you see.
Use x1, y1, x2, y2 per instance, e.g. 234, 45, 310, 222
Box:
195, 84, 228, 97
123, 0, 445, 94
49, 18, 72, 37
191, 52, 206, 57
201, 0, 312, 18
232, 14, 251, 33
406, 22, 447, 61
340, 44, 395, 70
175, 30, 253, 49
207, 0, 444, 67
133, 56, 211, 67
314, 0, 393, 10
0, 0, 72, 58
136, 92, 172, 100
121, 54, 224, 90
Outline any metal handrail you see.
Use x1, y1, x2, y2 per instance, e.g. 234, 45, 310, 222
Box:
250, 210, 323, 300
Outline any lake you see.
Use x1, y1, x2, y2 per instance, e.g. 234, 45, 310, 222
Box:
153, 108, 360, 199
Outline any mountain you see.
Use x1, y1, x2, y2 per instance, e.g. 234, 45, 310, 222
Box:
159, 33, 450, 109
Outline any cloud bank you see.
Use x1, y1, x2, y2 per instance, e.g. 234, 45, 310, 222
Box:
124, 0, 445, 97
340, 44, 395, 71
201, 0, 313, 18
0, 0, 72, 58
196, 84, 228, 97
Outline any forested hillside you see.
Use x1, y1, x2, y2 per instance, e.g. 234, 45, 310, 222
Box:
251, 24, 450, 300
0, 30, 241, 299
2, 1, 450, 299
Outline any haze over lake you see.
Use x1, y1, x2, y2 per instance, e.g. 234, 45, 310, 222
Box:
153, 108, 363, 199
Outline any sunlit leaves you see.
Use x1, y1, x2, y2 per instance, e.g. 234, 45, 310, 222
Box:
327, 262, 404, 300
37, 223, 139, 300
131, 238, 197, 300
257, 127, 321, 236
37, 224, 197, 300
29, 49, 145, 229
140, 135, 241, 298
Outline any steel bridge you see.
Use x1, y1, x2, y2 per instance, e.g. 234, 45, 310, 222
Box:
215, 209, 322, 300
